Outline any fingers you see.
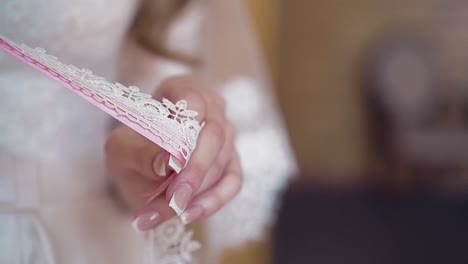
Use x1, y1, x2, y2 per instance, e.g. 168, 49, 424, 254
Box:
198, 121, 236, 193
106, 77, 207, 182
105, 125, 169, 180
153, 76, 207, 122
111, 169, 158, 210
133, 153, 242, 231
165, 120, 225, 214
180, 152, 243, 225
106, 77, 207, 181
107, 75, 243, 231
132, 197, 176, 231
155, 76, 235, 215
105, 125, 169, 210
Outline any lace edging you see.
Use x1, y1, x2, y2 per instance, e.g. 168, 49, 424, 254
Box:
0, 35, 202, 167
144, 218, 201, 264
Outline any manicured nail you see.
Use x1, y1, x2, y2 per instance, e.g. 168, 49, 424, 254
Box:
168, 156, 182, 173
131, 211, 161, 231
180, 205, 204, 225
169, 184, 193, 215
153, 154, 166, 177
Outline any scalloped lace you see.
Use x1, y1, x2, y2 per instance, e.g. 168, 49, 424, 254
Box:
0, 1, 299, 262
0, 35, 202, 168
0, 35, 202, 264
144, 218, 201, 264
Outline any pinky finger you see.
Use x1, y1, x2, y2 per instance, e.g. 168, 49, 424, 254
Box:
132, 197, 176, 231
180, 152, 243, 225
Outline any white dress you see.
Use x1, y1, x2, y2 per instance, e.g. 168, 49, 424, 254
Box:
0, 0, 297, 263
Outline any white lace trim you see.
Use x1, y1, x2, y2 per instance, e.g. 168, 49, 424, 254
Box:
204, 78, 298, 261
0, 35, 203, 263
0, 35, 202, 166
144, 218, 201, 264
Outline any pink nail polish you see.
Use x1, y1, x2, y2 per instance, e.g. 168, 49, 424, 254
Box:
132, 211, 161, 231
180, 205, 204, 225
169, 183, 193, 215
168, 156, 182, 173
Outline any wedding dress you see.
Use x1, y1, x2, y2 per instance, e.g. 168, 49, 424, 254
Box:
0, 0, 297, 263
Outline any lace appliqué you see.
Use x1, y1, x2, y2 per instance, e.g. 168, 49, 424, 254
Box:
144, 218, 201, 264
0, 35, 203, 263
205, 78, 297, 260
0, 35, 202, 168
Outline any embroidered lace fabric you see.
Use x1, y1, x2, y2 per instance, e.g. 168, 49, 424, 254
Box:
0, 0, 297, 263
206, 78, 297, 258
143, 218, 202, 264
0, 35, 202, 167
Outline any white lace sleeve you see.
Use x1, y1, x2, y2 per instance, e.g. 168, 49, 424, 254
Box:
205, 78, 297, 259
198, 0, 298, 261
118, 0, 298, 262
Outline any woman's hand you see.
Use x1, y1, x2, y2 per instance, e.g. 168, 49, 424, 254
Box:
105, 76, 242, 231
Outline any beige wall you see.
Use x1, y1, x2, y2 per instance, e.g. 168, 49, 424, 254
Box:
217, 3, 277, 264
231, 1, 468, 263
277, 0, 468, 184
247, 0, 279, 80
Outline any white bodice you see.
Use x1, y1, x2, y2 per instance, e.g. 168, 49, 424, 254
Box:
0, 0, 138, 67
0, 0, 139, 162
0, 1, 143, 263
0, 1, 297, 263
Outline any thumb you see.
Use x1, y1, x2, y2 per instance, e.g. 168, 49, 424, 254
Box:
105, 125, 169, 180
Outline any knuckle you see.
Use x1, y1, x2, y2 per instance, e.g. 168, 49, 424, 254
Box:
210, 161, 224, 180
214, 172, 243, 209
185, 91, 207, 115
226, 170, 243, 198
208, 90, 226, 112
215, 94, 227, 111
213, 192, 224, 211
225, 122, 236, 139
187, 161, 206, 185
157, 76, 207, 119
202, 192, 223, 215
158, 76, 191, 92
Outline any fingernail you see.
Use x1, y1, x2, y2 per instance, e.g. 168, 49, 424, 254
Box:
153, 154, 166, 177
169, 184, 193, 215
168, 156, 182, 173
131, 211, 161, 231
180, 205, 204, 225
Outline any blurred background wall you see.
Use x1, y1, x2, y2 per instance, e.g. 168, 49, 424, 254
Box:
249, 0, 371, 184
252, 0, 468, 184
217, 3, 279, 264
245, 1, 468, 264
248, 0, 279, 81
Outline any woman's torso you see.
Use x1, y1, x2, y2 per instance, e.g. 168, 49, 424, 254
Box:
0, 1, 145, 263
0, 0, 140, 161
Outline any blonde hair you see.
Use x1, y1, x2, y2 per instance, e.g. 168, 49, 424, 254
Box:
131, 0, 199, 64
